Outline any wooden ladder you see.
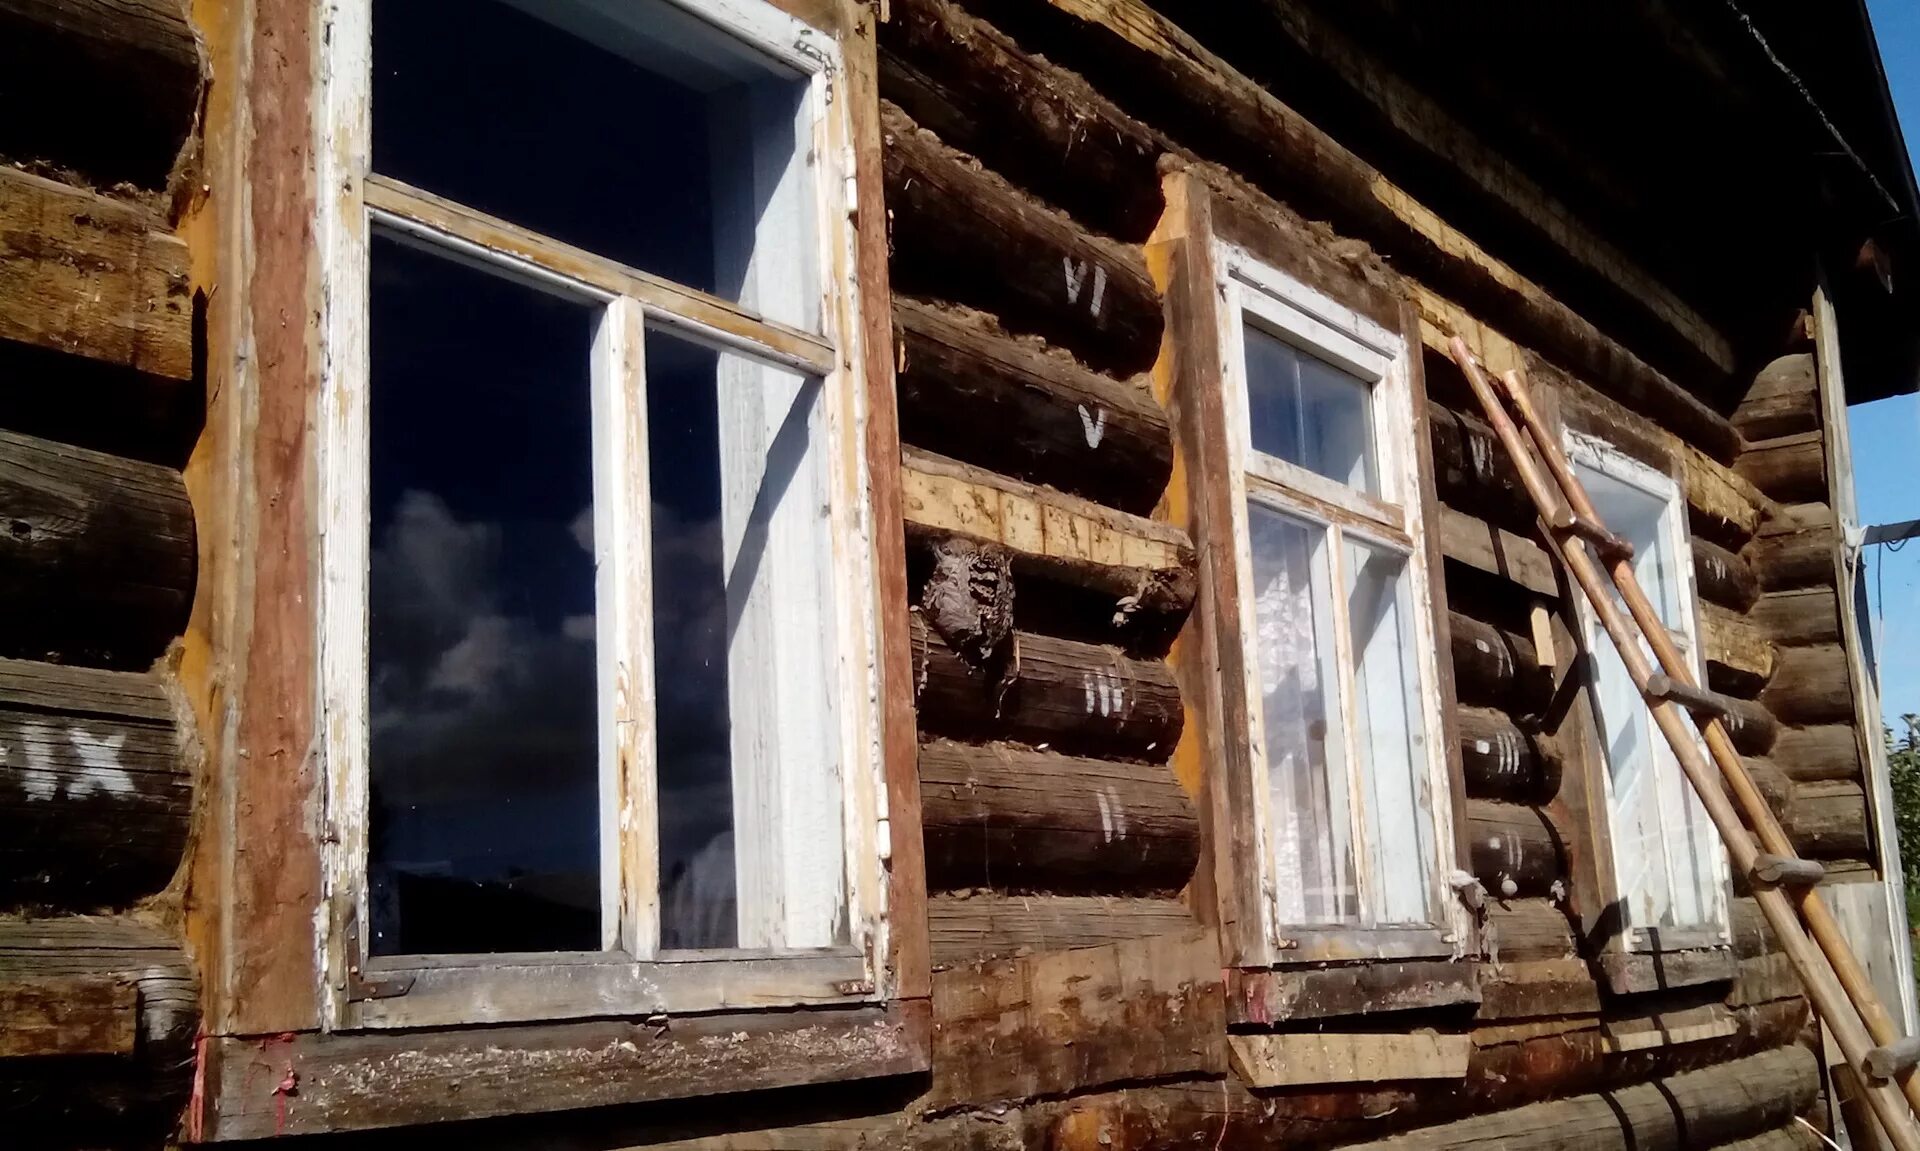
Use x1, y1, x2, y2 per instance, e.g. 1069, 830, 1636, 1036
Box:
1446, 338, 1920, 1151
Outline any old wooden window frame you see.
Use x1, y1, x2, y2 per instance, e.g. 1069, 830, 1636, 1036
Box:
1562, 430, 1732, 958
311, 0, 895, 1033
1207, 240, 1467, 965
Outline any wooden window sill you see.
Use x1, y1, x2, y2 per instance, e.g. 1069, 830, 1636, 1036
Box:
193, 1000, 929, 1141
1228, 959, 1480, 1025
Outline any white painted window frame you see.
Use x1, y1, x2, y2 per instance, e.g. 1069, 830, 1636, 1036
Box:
1212, 244, 1466, 961
1564, 432, 1731, 953
312, 0, 889, 1031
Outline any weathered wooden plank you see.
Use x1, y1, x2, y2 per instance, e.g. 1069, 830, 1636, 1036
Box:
0, 974, 136, 1057
1760, 643, 1856, 725
919, 739, 1198, 894
883, 101, 1161, 374
1230, 961, 1479, 1025
927, 930, 1223, 1109
1440, 504, 1558, 598
0, 0, 202, 189
911, 616, 1182, 760
1701, 601, 1776, 693
1336, 1044, 1817, 1151
1601, 1003, 1740, 1052
0, 167, 191, 380
895, 298, 1171, 513
901, 448, 1196, 625
1484, 898, 1577, 961
1774, 723, 1862, 783
1597, 947, 1739, 995
1230, 1031, 1471, 1087
927, 892, 1195, 967
0, 658, 190, 907
1465, 800, 1563, 897
1734, 353, 1821, 442
1738, 432, 1828, 504
1477, 957, 1600, 1020
0, 429, 195, 668
1789, 779, 1873, 860
203, 1003, 930, 1140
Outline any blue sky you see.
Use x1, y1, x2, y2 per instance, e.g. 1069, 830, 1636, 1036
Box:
1858, 1, 1920, 731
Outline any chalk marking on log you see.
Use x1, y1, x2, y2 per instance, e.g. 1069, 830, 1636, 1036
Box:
1089, 264, 1107, 317
1108, 786, 1127, 838
1096, 788, 1115, 843
67, 729, 134, 798
1064, 257, 1088, 304
1078, 404, 1107, 448
14, 722, 57, 801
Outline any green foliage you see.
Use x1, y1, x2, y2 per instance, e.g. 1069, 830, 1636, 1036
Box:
1890, 715, 1920, 983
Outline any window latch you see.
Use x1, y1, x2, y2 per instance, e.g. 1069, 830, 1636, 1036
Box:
346, 969, 416, 1002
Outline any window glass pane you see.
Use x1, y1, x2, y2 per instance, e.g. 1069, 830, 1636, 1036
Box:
1243, 322, 1377, 493
1344, 541, 1434, 925
1574, 459, 1722, 934
1248, 503, 1357, 925
366, 232, 600, 956
373, 0, 820, 331
648, 330, 846, 952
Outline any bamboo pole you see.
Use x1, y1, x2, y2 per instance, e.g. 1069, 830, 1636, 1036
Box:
1492, 361, 1920, 1120
1447, 338, 1920, 1151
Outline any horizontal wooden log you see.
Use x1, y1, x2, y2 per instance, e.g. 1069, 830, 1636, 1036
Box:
927, 892, 1194, 967
878, 0, 1167, 242
1694, 537, 1760, 612
0, 658, 190, 907
1700, 601, 1775, 695
927, 930, 1223, 1109
1788, 779, 1872, 860
203, 1004, 929, 1140
0, 0, 202, 189
1733, 354, 1820, 442
919, 739, 1198, 894
911, 616, 1182, 759
1721, 693, 1781, 757
883, 102, 1161, 375
1230, 960, 1480, 1025
1459, 706, 1555, 804
1449, 610, 1552, 713
0, 167, 191, 381
1748, 504, 1838, 593
0, 974, 136, 1057
895, 298, 1171, 513
0, 915, 196, 1138
1707, 1123, 1826, 1151
901, 448, 1196, 627
1429, 402, 1534, 529
1337, 1044, 1817, 1151
1737, 432, 1827, 504
0, 430, 194, 668
1760, 643, 1856, 726
1772, 724, 1862, 783
1753, 588, 1842, 647
1440, 505, 1558, 598
979, 0, 1739, 461
1466, 800, 1562, 897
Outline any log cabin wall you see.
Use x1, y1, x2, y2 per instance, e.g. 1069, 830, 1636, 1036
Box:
0, 0, 1894, 1145
0, 0, 208, 1143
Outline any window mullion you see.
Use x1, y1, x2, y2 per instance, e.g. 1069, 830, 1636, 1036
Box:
592, 296, 660, 959
1324, 523, 1375, 927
